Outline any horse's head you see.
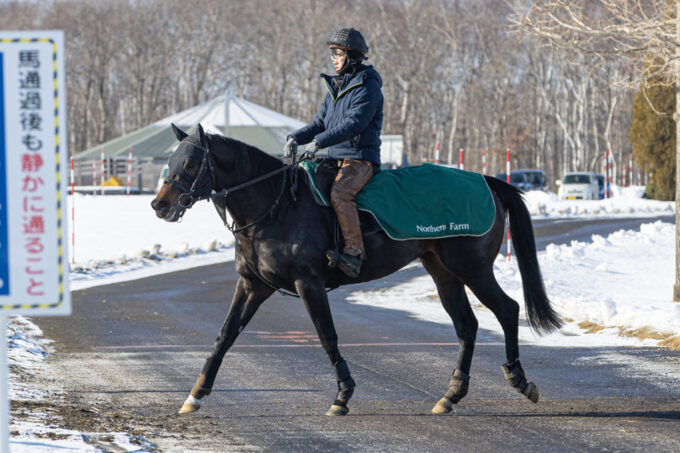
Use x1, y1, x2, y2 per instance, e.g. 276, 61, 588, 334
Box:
151, 123, 214, 222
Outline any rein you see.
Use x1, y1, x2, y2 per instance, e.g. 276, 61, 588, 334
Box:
220, 153, 307, 299
219, 164, 289, 234
209, 149, 309, 234
172, 139, 315, 297
168, 138, 296, 228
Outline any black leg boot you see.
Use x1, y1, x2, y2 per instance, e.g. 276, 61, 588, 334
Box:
501, 359, 539, 403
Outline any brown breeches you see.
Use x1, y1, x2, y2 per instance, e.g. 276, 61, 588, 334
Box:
330, 158, 374, 259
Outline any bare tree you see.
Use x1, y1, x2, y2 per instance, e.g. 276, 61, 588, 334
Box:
509, 0, 680, 300
375, 0, 434, 163
3, 0, 638, 194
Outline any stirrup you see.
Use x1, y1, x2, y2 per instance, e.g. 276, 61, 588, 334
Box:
326, 250, 362, 278
339, 254, 362, 278
326, 250, 340, 268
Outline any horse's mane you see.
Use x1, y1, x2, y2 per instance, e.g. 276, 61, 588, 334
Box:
207, 133, 284, 171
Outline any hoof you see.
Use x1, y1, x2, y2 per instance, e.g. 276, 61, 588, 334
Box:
326, 404, 349, 416
178, 394, 201, 414
178, 402, 200, 414
523, 382, 539, 403
431, 398, 453, 414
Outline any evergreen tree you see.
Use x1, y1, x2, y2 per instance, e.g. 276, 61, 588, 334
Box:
630, 61, 676, 201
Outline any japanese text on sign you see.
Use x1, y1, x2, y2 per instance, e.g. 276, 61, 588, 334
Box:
0, 31, 70, 315
19, 49, 47, 297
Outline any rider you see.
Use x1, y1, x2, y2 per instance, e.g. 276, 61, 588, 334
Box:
284, 27, 383, 278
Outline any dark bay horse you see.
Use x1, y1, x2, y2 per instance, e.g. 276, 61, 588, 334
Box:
151, 123, 562, 416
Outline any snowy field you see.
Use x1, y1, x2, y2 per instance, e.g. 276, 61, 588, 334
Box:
69, 194, 236, 290
8, 185, 679, 451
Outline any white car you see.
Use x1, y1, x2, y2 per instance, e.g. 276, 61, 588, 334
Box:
156, 164, 169, 193
557, 172, 599, 200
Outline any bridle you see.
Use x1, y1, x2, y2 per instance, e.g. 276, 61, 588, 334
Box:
164, 139, 216, 211
166, 137, 301, 232
164, 138, 328, 298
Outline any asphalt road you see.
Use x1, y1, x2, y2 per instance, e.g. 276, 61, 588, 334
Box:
32, 215, 680, 452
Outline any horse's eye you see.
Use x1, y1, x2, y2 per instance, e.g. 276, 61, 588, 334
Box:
183, 158, 197, 171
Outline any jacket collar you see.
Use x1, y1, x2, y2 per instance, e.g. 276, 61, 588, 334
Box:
321, 66, 371, 100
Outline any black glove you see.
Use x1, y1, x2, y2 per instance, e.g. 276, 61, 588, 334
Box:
304, 140, 320, 159
283, 137, 297, 157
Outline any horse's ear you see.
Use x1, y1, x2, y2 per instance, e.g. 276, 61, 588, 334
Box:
197, 123, 206, 146
171, 123, 188, 141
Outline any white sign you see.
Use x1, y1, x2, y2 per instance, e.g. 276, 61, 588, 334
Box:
0, 31, 70, 315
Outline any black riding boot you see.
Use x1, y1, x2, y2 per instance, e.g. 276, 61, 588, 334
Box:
326, 250, 362, 278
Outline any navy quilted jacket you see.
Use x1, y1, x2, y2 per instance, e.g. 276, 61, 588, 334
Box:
290, 65, 383, 164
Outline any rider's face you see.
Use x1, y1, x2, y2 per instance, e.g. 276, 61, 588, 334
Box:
330, 47, 347, 73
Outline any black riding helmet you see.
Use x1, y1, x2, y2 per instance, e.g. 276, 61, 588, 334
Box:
327, 27, 369, 65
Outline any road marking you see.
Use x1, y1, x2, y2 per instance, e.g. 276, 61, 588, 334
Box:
94, 341, 510, 350
255, 331, 319, 343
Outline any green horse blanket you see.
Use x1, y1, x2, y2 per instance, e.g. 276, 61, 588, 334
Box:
299, 161, 496, 240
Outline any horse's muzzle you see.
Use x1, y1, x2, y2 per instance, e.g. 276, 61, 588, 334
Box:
151, 197, 185, 222
151, 197, 168, 218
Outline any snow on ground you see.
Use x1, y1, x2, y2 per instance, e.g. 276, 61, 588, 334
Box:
349, 220, 680, 348
6, 187, 679, 450
8, 316, 158, 452
524, 185, 674, 218
69, 193, 235, 291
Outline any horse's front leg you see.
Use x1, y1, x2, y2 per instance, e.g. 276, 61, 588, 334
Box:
179, 276, 273, 414
295, 278, 355, 416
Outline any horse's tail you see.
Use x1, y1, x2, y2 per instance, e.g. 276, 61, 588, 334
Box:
484, 176, 563, 334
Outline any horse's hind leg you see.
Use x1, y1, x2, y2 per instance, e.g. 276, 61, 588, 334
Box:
421, 253, 478, 414
465, 269, 539, 403
295, 278, 355, 416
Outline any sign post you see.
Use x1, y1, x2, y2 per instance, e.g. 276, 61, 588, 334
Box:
0, 31, 70, 451
506, 148, 512, 261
